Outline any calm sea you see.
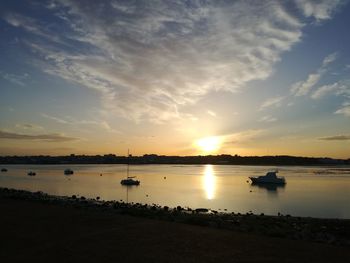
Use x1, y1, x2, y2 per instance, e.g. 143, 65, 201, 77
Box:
1, 164, 349, 219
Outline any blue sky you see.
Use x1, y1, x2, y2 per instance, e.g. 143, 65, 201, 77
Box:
0, 0, 349, 157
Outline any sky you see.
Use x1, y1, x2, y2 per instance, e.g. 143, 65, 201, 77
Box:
0, 0, 350, 158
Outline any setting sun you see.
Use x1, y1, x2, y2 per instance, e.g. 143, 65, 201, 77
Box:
195, 136, 221, 154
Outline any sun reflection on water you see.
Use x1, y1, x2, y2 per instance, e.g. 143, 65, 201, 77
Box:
203, 164, 216, 200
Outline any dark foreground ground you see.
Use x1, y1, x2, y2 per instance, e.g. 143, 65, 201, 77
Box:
1, 197, 350, 263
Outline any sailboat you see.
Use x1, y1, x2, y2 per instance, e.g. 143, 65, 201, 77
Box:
120, 150, 140, 186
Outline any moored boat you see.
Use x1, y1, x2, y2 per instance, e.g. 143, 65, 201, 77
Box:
121, 177, 140, 186
249, 171, 285, 185
121, 149, 140, 186
64, 169, 74, 175
1, 168, 7, 172
27, 171, 36, 176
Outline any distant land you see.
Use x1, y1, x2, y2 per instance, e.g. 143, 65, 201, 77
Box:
0, 154, 349, 165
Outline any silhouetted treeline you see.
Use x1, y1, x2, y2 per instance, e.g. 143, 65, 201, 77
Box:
0, 154, 349, 165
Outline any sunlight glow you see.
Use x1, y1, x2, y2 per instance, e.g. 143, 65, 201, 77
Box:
195, 136, 221, 154
203, 164, 216, 200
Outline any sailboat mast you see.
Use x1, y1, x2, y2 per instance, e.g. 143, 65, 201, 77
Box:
127, 148, 130, 178
126, 148, 129, 203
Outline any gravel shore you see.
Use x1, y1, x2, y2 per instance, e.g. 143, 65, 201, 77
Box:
1, 187, 350, 262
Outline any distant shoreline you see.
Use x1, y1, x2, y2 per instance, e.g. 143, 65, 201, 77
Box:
1, 154, 349, 165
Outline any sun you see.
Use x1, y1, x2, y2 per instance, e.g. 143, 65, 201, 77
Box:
195, 136, 221, 154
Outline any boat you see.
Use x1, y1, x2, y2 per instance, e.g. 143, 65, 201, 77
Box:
121, 177, 140, 186
27, 171, 36, 176
64, 169, 74, 175
249, 171, 285, 185
120, 149, 140, 186
1, 168, 7, 172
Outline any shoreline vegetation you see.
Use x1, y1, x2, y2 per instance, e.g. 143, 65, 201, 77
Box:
0, 154, 349, 165
1, 187, 349, 248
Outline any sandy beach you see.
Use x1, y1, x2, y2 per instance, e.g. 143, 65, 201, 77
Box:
1, 189, 350, 263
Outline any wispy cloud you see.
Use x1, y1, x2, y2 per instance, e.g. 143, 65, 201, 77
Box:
335, 102, 350, 117
207, 110, 217, 117
311, 81, 350, 99
309, 80, 350, 117
4, 0, 311, 123
41, 113, 120, 133
318, 135, 350, 141
222, 129, 265, 145
322, 52, 338, 66
291, 52, 338, 96
260, 96, 285, 110
2, 1, 345, 124
15, 123, 44, 131
0, 130, 78, 142
0, 71, 29, 86
259, 115, 277, 123
41, 113, 69, 124
295, 0, 345, 21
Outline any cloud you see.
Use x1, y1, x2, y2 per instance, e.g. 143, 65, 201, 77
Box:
318, 135, 350, 141
334, 103, 350, 117
15, 123, 44, 131
3, 1, 345, 123
207, 110, 216, 117
222, 129, 265, 145
260, 96, 285, 110
311, 82, 340, 99
322, 52, 338, 66
0, 130, 78, 142
310, 81, 350, 116
291, 52, 337, 96
3, 12, 40, 33
41, 113, 120, 133
295, 0, 345, 21
0, 71, 29, 86
8, 0, 310, 123
41, 113, 69, 124
259, 115, 278, 123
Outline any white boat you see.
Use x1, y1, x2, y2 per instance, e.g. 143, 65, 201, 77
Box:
64, 169, 74, 175
249, 171, 285, 185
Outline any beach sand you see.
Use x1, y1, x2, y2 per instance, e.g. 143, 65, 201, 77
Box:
1, 197, 349, 263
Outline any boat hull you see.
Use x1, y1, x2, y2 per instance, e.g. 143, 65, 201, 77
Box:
249, 177, 285, 185
121, 179, 140, 186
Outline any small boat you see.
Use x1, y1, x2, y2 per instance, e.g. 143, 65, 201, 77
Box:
1, 168, 7, 172
121, 177, 140, 186
121, 149, 140, 186
27, 171, 36, 176
249, 171, 285, 185
64, 169, 74, 175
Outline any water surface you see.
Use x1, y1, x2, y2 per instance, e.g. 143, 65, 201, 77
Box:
1, 164, 349, 219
